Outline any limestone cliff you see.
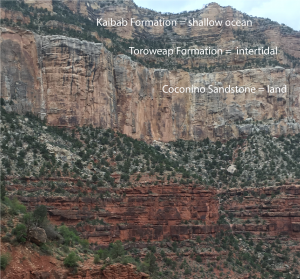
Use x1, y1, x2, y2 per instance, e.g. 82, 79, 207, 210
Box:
60, 0, 300, 70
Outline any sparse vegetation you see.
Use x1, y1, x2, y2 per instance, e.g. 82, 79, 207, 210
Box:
0, 253, 11, 270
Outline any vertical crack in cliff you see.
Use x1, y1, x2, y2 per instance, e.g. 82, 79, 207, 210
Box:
36, 34, 46, 120
112, 56, 119, 130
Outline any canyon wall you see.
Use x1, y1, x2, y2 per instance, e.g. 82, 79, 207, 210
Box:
52, 1, 300, 60
1, 27, 300, 142
221, 184, 300, 238
17, 1, 300, 71
12, 183, 300, 244
17, 184, 219, 244
59, 0, 300, 69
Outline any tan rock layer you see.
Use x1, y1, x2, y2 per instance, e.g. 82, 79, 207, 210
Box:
24, 0, 53, 12
0, 8, 31, 25
1, 27, 300, 142
62, 1, 300, 60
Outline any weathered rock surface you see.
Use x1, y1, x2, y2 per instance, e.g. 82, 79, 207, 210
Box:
18, 184, 219, 244
29, 227, 47, 245
61, 0, 300, 60
0, 8, 30, 25
54, 0, 300, 74
24, 0, 53, 12
1, 26, 300, 142
13, 183, 300, 243
102, 263, 149, 279
0, 243, 148, 279
220, 184, 300, 238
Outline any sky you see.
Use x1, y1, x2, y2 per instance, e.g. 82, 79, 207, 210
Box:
134, 0, 300, 31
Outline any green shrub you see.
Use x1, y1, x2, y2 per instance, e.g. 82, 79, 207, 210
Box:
115, 154, 122, 161
147, 245, 156, 253
64, 252, 79, 267
75, 160, 83, 169
143, 252, 157, 274
94, 254, 100, 264
1, 236, 11, 243
12, 223, 27, 243
97, 180, 104, 186
59, 225, 81, 246
196, 255, 202, 262
1, 181, 6, 201
96, 248, 110, 260
40, 244, 52, 255
0, 203, 8, 216
4, 197, 26, 215
1, 225, 7, 233
110, 240, 125, 259
260, 194, 267, 199
1, 253, 11, 270
184, 268, 191, 275
32, 205, 48, 226
92, 174, 98, 182
61, 245, 70, 254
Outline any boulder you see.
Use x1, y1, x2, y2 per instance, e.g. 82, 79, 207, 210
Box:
29, 227, 47, 245
227, 165, 236, 174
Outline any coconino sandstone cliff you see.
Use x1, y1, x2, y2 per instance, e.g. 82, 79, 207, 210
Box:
1, 0, 300, 142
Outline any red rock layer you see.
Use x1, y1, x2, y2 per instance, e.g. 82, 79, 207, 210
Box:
220, 183, 300, 238
18, 184, 219, 244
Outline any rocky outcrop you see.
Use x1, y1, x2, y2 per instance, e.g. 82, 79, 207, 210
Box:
102, 263, 149, 279
45, 20, 83, 32
219, 183, 300, 238
1, 27, 300, 142
0, 8, 30, 25
28, 227, 47, 245
24, 0, 53, 12
0, 243, 148, 279
17, 184, 219, 244
12, 182, 300, 243
1, 28, 43, 116
61, 0, 300, 63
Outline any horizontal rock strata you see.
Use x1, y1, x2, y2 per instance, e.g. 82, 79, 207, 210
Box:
1, 27, 300, 142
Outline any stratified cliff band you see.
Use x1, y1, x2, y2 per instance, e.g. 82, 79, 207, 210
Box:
1, 26, 300, 142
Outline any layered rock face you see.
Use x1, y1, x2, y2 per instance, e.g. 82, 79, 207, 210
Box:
61, 0, 300, 57
0, 241, 148, 279
14, 182, 300, 243
220, 183, 300, 238
18, 184, 219, 244
1, 27, 300, 142
60, 0, 300, 71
